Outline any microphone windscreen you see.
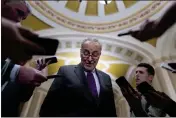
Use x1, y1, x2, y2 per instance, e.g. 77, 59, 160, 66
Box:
118, 32, 131, 37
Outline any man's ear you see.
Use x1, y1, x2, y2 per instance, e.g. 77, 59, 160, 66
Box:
148, 75, 153, 82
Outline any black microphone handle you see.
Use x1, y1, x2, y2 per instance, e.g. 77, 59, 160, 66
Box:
47, 74, 63, 79
118, 32, 132, 36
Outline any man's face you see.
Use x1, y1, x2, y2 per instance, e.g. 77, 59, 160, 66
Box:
135, 67, 153, 86
80, 41, 101, 71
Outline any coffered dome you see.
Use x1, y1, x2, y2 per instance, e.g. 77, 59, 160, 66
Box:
27, 1, 170, 33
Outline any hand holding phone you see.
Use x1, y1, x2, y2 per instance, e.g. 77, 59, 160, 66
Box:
36, 57, 58, 71
44, 57, 58, 65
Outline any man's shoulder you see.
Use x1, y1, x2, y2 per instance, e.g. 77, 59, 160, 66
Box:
59, 65, 77, 70
96, 69, 110, 77
60, 65, 77, 68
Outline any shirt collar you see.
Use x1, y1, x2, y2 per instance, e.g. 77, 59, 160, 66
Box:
84, 69, 96, 73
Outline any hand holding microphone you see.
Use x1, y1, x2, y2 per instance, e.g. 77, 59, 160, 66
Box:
117, 20, 157, 42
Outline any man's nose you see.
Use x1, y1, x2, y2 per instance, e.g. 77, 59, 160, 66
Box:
136, 72, 139, 76
88, 56, 93, 61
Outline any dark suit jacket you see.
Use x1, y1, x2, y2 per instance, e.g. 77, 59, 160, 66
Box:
40, 64, 117, 117
1, 60, 35, 117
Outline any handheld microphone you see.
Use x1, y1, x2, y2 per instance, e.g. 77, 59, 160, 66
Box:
118, 30, 139, 37
118, 32, 132, 37
47, 74, 63, 79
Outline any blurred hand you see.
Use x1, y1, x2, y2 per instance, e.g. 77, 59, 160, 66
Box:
17, 66, 47, 87
131, 20, 157, 41
2, 18, 45, 62
36, 58, 51, 71
118, 20, 157, 41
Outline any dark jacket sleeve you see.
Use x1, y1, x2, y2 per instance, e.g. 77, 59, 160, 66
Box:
19, 85, 35, 102
1, 60, 15, 85
39, 66, 65, 117
2, 60, 35, 102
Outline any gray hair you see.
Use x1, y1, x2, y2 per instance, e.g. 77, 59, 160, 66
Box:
81, 38, 102, 50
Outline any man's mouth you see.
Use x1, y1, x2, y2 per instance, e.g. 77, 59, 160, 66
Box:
85, 63, 93, 66
84, 61, 96, 67
136, 78, 140, 82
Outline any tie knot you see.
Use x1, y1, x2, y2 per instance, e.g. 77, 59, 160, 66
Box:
84, 69, 92, 72
87, 71, 94, 76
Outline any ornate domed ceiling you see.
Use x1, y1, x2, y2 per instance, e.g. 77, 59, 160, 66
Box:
27, 1, 169, 33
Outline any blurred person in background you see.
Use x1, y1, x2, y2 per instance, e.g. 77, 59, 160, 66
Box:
121, 63, 176, 117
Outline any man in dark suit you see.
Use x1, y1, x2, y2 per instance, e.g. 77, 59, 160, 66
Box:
40, 39, 117, 117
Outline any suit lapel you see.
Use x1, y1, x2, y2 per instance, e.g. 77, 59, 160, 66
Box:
96, 70, 109, 104
96, 70, 108, 92
74, 64, 87, 86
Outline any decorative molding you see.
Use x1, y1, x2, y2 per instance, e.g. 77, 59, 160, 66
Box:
28, 1, 168, 33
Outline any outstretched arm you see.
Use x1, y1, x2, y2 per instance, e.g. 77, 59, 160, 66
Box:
118, 2, 176, 41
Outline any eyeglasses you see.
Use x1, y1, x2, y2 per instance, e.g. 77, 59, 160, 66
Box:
82, 49, 100, 58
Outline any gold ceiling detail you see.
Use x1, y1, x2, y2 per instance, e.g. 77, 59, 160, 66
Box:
21, 14, 52, 31
65, 1, 80, 12
104, 0, 118, 15
85, 1, 98, 16
28, 1, 168, 33
123, 0, 137, 8
65, 0, 136, 16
